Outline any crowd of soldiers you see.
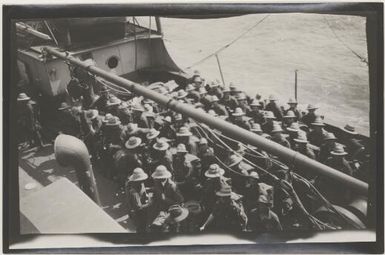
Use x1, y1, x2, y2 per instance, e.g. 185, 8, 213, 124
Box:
17, 70, 368, 233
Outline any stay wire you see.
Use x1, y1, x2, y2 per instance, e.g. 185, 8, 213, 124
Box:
323, 17, 368, 65
185, 14, 270, 70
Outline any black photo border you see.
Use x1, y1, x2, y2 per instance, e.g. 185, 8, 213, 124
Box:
3, 2, 384, 253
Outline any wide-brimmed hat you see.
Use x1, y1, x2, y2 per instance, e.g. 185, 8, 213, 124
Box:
205, 164, 225, 178
249, 171, 260, 179
153, 139, 170, 151
199, 138, 208, 145
216, 184, 232, 197
107, 96, 121, 107
229, 83, 239, 92
250, 99, 261, 107
210, 95, 219, 102
193, 76, 203, 84
307, 104, 318, 110
331, 143, 348, 156
198, 87, 207, 95
232, 107, 245, 117
236, 93, 247, 100
17, 93, 31, 101
284, 110, 296, 118
58, 102, 71, 111
177, 89, 188, 99
106, 116, 121, 126
152, 165, 172, 179
208, 109, 218, 117
250, 123, 262, 133
228, 154, 243, 167
128, 168, 148, 182
294, 131, 308, 144
323, 132, 337, 141
311, 115, 325, 126
163, 116, 172, 123
132, 104, 145, 112
184, 201, 202, 215
185, 84, 195, 92
86, 109, 99, 120
286, 122, 301, 132
343, 124, 358, 135
222, 86, 231, 93
287, 98, 298, 104
125, 123, 138, 133
142, 98, 154, 105
125, 136, 142, 149
102, 113, 113, 123
176, 126, 192, 137
209, 81, 220, 88
268, 94, 277, 101
264, 111, 276, 119
271, 123, 283, 133
176, 143, 188, 153
146, 128, 160, 140
168, 205, 189, 223
175, 113, 183, 121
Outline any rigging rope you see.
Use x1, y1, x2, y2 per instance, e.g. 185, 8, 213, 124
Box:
323, 17, 368, 65
184, 14, 270, 70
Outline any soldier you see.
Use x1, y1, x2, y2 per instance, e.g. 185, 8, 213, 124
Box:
121, 123, 149, 141
220, 86, 238, 111
210, 95, 229, 117
105, 95, 121, 116
139, 104, 156, 129
308, 115, 327, 147
17, 93, 44, 148
227, 153, 254, 193
197, 138, 216, 177
201, 164, 229, 213
236, 93, 251, 115
285, 98, 302, 121
302, 104, 318, 127
261, 111, 276, 134
293, 131, 316, 160
232, 107, 251, 131
83, 109, 103, 162
248, 194, 283, 232
125, 168, 152, 233
200, 184, 248, 232
186, 84, 200, 104
92, 86, 110, 114
265, 95, 283, 121
176, 126, 198, 155
282, 110, 296, 129
286, 122, 301, 148
145, 128, 160, 147
271, 123, 291, 149
319, 132, 337, 163
117, 102, 133, 125
250, 123, 263, 135
248, 99, 264, 124
57, 102, 81, 137
148, 138, 174, 174
341, 124, 366, 161
162, 205, 190, 233
159, 116, 177, 140
318, 144, 353, 205
114, 136, 143, 185
243, 171, 261, 213
151, 165, 184, 217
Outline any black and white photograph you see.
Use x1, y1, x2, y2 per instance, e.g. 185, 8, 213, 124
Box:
3, 2, 383, 253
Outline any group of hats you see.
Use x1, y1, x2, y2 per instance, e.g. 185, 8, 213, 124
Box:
128, 164, 173, 182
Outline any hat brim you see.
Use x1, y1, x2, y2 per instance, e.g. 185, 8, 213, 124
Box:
107, 101, 121, 107
184, 201, 202, 215
311, 123, 325, 126
18, 97, 31, 101
146, 131, 160, 140
271, 129, 283, 133
106, 121, 121, 126
307, 107, 318, 110
125, 140, 141, 149
170, 208, 189, 222
293, 139, 308, 143
176, 132, 193, 137
331, 151, 348, 156
232, 113, 245, 117
286, 128, 299, 132
205, 168, 225, 178
343, 128, 358, 135
152, 171, 172, 179
129, 174, 148, 182
153, 144, 169, 151
216, 191, 232, 197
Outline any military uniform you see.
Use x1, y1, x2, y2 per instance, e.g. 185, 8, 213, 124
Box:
152, 179, 184, 212
208, 199, 248, 232
248, 206, 283, 232
125, 182, 151, 232
265, 102, 283, 121
302, 111, 317, 127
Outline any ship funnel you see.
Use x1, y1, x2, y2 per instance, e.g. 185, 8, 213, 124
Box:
54, 134, 101, 205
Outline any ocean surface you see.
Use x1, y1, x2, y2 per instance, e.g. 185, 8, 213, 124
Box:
161, 14, 370, 136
